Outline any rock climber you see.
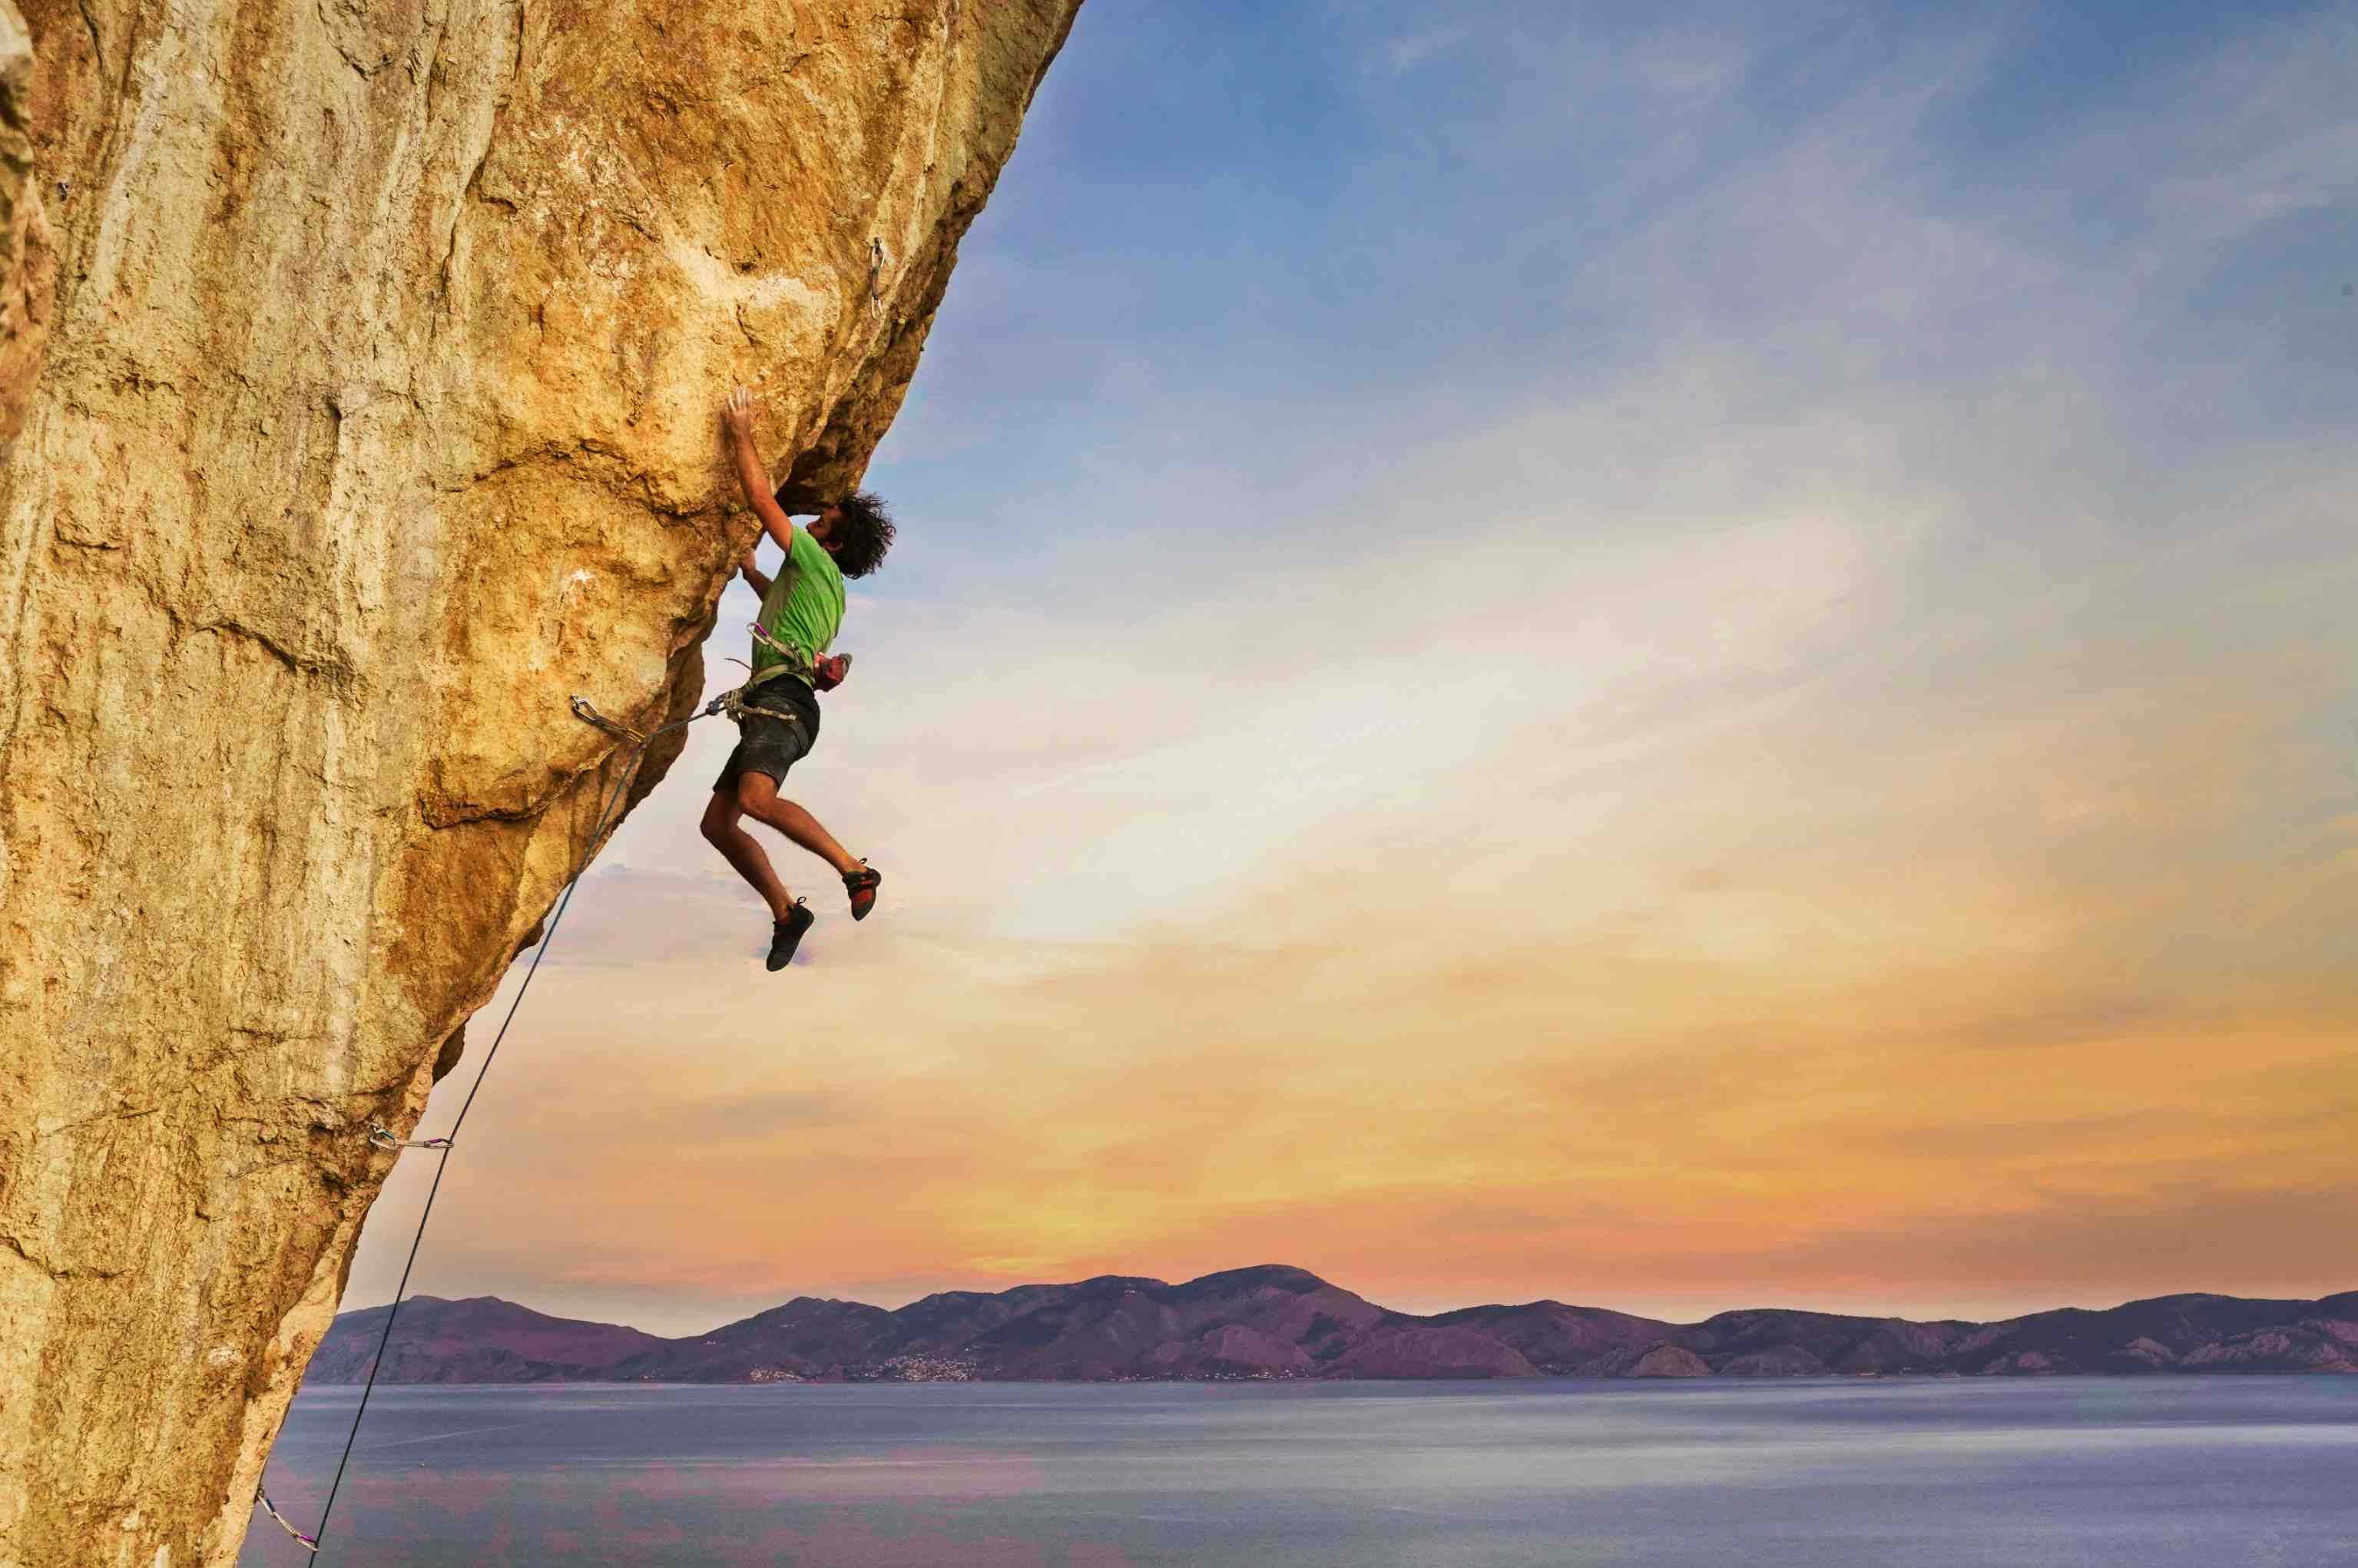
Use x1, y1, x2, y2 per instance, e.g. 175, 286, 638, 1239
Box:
700, 385, 893, 970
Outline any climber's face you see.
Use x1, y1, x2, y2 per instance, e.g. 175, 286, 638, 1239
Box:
806, 504, 844, 555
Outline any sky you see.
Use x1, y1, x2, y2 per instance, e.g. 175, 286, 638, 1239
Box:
351, 0, 2358, 1336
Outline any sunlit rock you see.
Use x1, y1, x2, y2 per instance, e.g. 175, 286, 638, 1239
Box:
0, 2, 1081, 1562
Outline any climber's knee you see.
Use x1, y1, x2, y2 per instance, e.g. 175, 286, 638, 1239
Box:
700, 789, 738, 845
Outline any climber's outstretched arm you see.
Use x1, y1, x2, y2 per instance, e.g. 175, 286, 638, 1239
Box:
738, 547, 773, 598
720, 385, 799, 555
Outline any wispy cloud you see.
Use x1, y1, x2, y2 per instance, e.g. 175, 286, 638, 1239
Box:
349, 2, 2358, 1333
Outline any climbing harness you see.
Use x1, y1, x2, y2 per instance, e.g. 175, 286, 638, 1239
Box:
745, 620, 849, 695
722, 664, 808, 729
254, 667, 779, 1560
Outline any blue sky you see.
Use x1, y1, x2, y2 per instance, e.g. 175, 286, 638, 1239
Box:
873, 0, 2353, 596
353, 1, 2358, 1334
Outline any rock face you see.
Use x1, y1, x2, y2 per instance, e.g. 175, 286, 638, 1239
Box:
0, 0, 51, 443
0, 2, 1081, 1563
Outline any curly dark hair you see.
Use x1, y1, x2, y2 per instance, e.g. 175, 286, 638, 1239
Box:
781, 485, 895, 579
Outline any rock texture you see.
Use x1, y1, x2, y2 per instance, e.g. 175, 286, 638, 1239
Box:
0, 0, 51, 444
0, 2, 1081, 1563
310, 1270, 2358, 1385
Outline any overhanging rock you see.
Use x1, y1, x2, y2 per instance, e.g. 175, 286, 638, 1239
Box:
0, 2, 1082, 1563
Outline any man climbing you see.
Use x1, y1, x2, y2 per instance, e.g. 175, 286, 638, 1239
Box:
700, 385, 893, 970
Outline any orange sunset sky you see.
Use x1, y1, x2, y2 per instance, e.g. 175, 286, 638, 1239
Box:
349, 5, 2356, 1336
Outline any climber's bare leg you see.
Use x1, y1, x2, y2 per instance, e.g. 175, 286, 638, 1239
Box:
735, 772, 861, 878
700, 787, 793, 920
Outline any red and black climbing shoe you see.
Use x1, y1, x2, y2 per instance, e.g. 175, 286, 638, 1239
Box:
767, 900, 816, 971
843, 861, 882, 921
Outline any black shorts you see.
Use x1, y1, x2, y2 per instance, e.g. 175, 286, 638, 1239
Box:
713, 676, 821, 795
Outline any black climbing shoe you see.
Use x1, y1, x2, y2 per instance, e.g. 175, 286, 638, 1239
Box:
767, 901, 815, 971
844, 861, 882, 921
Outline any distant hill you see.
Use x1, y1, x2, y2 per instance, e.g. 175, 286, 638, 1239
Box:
307, 1295, 667, 1384
310, 1269, 2358, 1384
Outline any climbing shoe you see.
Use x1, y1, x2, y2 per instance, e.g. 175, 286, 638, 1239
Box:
843, 861, 882, 921
767, 901, 815, 971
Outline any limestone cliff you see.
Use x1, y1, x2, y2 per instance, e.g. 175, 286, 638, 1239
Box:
0, 0, 51, 443
0, 2, 1081, 1563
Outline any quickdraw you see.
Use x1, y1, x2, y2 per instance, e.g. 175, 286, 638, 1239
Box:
257, 1490, 319, 1553
367, 1124, 452, 1152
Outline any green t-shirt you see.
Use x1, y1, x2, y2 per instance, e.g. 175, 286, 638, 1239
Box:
752, 525, 845, 680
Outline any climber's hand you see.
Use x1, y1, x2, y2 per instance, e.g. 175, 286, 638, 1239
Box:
721, 385, 757, 442
739, 547, 773, 597
721, 387, 794, 551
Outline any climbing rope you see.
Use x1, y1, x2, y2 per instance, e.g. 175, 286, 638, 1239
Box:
256, 682, 746, 1559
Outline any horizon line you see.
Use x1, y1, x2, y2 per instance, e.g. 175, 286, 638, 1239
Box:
336, 1265, 2358, 1345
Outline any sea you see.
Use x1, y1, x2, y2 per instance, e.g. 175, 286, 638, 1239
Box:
242, 1378, 2358, 1566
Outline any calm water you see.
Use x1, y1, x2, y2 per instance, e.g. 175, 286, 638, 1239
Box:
243, 1379, 2358, 1567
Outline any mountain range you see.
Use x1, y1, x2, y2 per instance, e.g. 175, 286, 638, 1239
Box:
307, 1267, 2358, 1384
